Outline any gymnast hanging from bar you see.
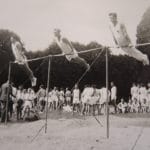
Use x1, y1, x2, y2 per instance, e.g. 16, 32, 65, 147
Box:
10, 37, 37, 86
53, 29, 90, 70
108, 12, 149, 65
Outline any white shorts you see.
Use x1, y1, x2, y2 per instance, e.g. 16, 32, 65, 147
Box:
66, 53, 78, 61
89, 96, 99, 105
24, 100, 32, 109
59, 96, 65, 102
51, 95, 59, 102
139, 95, 147, 103
39, 97, 45, 102
66, 97, 71, 102
132, 94, 139, 101
48, 97, 53, 103
100, 98, 106, 105
81, 96, 89, 104
73, 97, 80, 104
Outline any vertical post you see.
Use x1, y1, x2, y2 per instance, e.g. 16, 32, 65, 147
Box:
45, 56, 51, 133
106, 47, 109, 138
5, 62, 12, 124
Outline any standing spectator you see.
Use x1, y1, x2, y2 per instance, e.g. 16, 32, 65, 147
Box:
8, 82, 16, 118
36, 85, 46, 112
51, 87, 59, 110
81, 85, 94, 115
99, 86, 110, 115
28, 88, 36, 107
58, 88, 65, 110
72, 84, 80, 114
16, 85, 24, 120
110, 82, 117, 113
11, 84, 17, 115
139, 83, 147, 106
130, 83, 140, 102
0, 81, 12, 122
147, 83, 150, 112
90, 85, 100, 116
47, 89, 53, 111
22, 89, 31, 119
65, 88, 72, 106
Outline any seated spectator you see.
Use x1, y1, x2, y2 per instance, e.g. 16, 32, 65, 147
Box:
132, 99, 140, 113
141, 99, 148, 113
127, 99, 133, 113
117, 98, 127, 114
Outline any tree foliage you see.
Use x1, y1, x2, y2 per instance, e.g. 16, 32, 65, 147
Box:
136, 6, 150, 83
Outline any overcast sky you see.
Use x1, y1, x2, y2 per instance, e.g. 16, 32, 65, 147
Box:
0, 0, 149, 51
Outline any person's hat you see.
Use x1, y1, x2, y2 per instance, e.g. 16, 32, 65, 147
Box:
54, 28, 61, 33
108, 12, 117, 17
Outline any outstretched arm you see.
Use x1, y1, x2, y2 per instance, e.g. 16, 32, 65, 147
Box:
16, 42, 27, 60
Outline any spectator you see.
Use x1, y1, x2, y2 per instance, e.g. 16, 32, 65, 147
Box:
117, 98, 127, 114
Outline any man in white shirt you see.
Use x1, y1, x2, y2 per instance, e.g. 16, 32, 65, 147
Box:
147, 83, 150, 112
65, 88, 72, 106
110, 82, 117, 113
10, 37, 37, 86
53, 29, 90, 70
36, 85, 46, 112
99, 86, 110, 115
72, 84, 80, 113
109, 13, 149, 65
139, 83, 147, 104
130, 83, 139, 102
81, 85, 94, 115
16, 85, 24, 120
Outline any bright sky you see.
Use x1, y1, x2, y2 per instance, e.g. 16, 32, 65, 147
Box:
0, 0, 149, 51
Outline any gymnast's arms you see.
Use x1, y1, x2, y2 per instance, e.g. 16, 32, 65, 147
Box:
120, 23, 133, 47
109, 25, 119, 46
16, 42, 27, 60
62, 37, 75, 54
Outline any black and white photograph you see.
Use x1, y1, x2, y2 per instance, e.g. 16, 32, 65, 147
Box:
0, 0, 150, 149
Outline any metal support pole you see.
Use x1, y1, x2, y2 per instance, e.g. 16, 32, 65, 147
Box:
5, 62, 12, 124
106, 47, 109, 138
45, 56, 51, 133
